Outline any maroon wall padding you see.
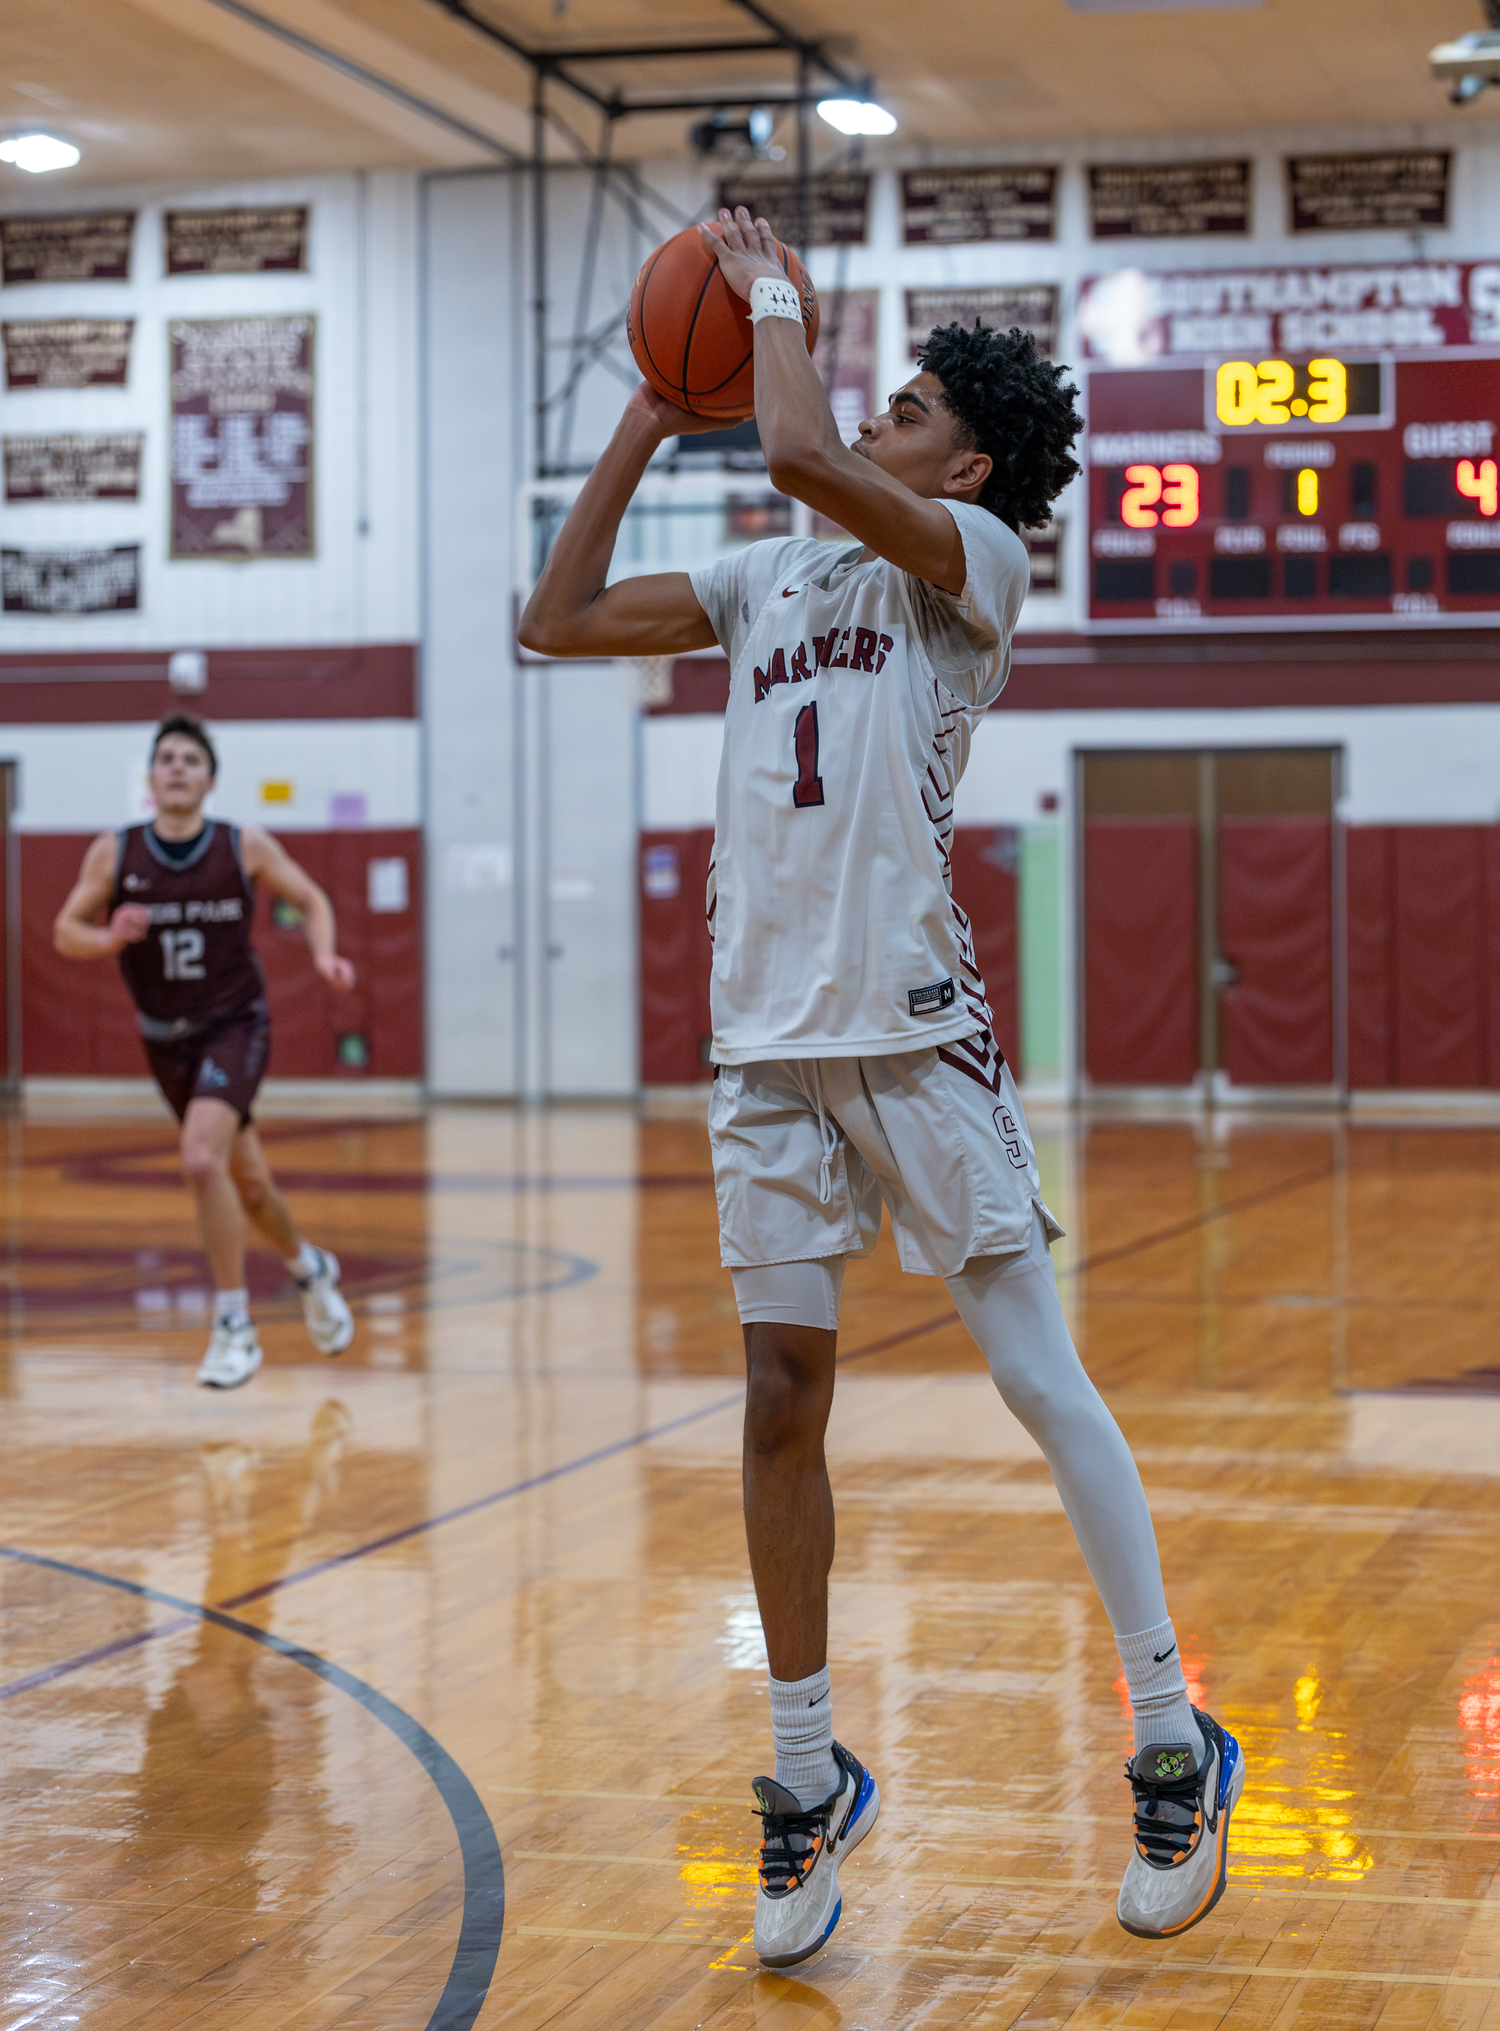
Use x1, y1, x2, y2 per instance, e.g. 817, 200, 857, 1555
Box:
1084, 818, 1199, 1085
22, 828, 423, 1080
1217, 818, 1333, 1086
1346, 827, 1397, 1087
950, 827, 1020, 1076
1392, 826, 1487, 1088
639, 828, 715, 1085
0, 644, 416, 723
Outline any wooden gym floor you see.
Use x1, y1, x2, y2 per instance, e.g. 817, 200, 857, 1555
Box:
3, 1096, 1500, 2030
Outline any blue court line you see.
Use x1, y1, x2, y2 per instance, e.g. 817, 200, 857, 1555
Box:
0, 1547, 504, 2031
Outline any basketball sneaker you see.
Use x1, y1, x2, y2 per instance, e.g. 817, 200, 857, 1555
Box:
751, 1740, 879, 1969
197, 1317, 263, 1390
297, 1247, 355, 1357
1117, 1708, 1245, 1939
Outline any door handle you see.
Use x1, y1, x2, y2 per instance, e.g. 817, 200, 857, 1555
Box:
1211, 955, 1240, 990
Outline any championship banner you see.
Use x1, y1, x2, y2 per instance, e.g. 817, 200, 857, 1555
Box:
2, 545, 140, 614
2, 319, 133, 389
1077, 259, 1500, 362
0, 211, 134, 284
4, 432, 143, 502
169, 316, 314, 559
902, 167, 1056, 245
165, 206, 309, 275
714, 173, 869, 247
1286, 152, 1450, 233
906, 285, 1058, 358
1088, 161, 1250, 239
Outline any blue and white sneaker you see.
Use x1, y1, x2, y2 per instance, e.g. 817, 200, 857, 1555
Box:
297, 1247, 354, 1357
1117, 1707, 1245, 1938
751, 1741, 879, 1969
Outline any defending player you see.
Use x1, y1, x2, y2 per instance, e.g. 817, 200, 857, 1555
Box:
519, 208, 1244, 1964
54, 714, 357, 1390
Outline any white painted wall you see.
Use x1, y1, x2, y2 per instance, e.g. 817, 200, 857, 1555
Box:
0, 171, 420, 649
0, 720, 419, 832
644, 703, 1500, 832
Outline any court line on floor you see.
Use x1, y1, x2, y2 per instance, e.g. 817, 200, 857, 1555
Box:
0, 1546, 503, 2031
3, 1159, 1339, 1635
513, 1924, 1500, 1988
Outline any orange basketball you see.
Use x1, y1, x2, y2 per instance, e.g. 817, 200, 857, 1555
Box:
627, 223, 819, 422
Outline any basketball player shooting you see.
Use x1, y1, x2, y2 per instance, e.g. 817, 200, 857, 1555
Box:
521, 207, 1245, 1965
53, 715, 358, 1390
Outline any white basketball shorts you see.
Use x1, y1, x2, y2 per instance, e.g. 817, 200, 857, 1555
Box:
708, 1029, 1063, 1279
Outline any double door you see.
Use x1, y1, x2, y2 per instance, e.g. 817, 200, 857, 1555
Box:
1080, 748, 1339, 1095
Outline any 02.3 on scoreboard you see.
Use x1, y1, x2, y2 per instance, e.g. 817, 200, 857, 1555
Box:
1085, 350, 1500, 630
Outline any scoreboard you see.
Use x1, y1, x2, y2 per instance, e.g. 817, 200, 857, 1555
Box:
1086, 351, 1500, 630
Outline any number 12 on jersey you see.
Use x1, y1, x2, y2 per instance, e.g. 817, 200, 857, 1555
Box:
160, 927, 206, 980
792, 702, 825, 809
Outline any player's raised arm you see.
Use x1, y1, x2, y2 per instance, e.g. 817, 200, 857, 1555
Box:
699, 207, 991, 595
240, 827, 356, 991
518, 386, 723, 660
54, 830, 147, 960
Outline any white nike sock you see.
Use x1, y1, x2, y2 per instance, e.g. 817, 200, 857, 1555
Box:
285, 1242, 321, 1281
214, 1287, 250, 1327
1117, 1620, 1197, 1760
768, 1665, 839, 1808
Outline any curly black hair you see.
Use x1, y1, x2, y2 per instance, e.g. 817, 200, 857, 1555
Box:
915, 322, 1082, 531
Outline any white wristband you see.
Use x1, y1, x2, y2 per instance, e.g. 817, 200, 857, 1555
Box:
750, 276, 804, 326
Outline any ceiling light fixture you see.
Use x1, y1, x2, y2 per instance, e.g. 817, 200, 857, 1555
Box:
0, 133, 81, 174
815, 99, 897, 137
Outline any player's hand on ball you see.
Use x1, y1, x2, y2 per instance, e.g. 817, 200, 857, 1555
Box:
317, 953, 357, 991
696, 207, 785, 301
108, 903, 151, 946
625, 383, 731, 438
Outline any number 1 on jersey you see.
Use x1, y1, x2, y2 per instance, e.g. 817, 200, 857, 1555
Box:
792, 702, 825, 808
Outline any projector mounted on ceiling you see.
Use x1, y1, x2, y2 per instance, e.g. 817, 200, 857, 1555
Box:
1431, 0, 1500, 100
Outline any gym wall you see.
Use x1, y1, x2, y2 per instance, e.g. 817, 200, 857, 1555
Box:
0, 174, 421, 1084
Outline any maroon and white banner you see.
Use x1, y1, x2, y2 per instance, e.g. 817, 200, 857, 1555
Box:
2, 545, 140, 614
4, 432, 142, 501
1078, 260, 1500, 364
170, 316, 314, 559
0, 212, 134, 285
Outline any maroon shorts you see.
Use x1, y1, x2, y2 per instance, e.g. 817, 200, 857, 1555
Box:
142, 1002, 270, 1125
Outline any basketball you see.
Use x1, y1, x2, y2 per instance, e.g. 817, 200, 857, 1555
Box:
626, 222, 819, 422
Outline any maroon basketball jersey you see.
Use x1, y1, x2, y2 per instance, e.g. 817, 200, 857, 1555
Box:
111, 822, 266, 1034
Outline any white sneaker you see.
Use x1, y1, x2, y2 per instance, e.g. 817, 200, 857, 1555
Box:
751, 1742, 880, 1969
1117, 1708, 1246, 1938
197, 1318, 263, 1389
297, 1247, 355, 1356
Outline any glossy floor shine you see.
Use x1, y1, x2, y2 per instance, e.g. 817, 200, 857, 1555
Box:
3, 1098, 1500, 2030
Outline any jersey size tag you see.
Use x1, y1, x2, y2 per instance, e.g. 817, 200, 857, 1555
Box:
908, 978, 956, 1016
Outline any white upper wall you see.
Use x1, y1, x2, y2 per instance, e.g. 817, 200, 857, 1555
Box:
0, 171, 420, 651
536, 120, 1500, 633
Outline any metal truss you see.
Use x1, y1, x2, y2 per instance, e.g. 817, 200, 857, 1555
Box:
426, 0, 876, 477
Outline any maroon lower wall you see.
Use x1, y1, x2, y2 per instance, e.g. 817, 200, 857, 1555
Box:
22, 830, 423, 1080
1348, 826, 1500, 1089
639, 825, 1021, 1086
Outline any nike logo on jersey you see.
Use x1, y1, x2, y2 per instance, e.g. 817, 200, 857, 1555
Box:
754, 626, 895, 701
781, 587, 800, 597
1153, 1645, 1177, 1664
123, 873, 149, 891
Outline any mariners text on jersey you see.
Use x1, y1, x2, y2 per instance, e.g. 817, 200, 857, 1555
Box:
690, 499, 1030, 1065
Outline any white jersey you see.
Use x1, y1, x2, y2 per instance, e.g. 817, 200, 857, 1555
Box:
690, 499, 1029, 1064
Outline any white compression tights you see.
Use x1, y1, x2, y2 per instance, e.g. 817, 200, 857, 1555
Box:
945, 1214, 1169, 1637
